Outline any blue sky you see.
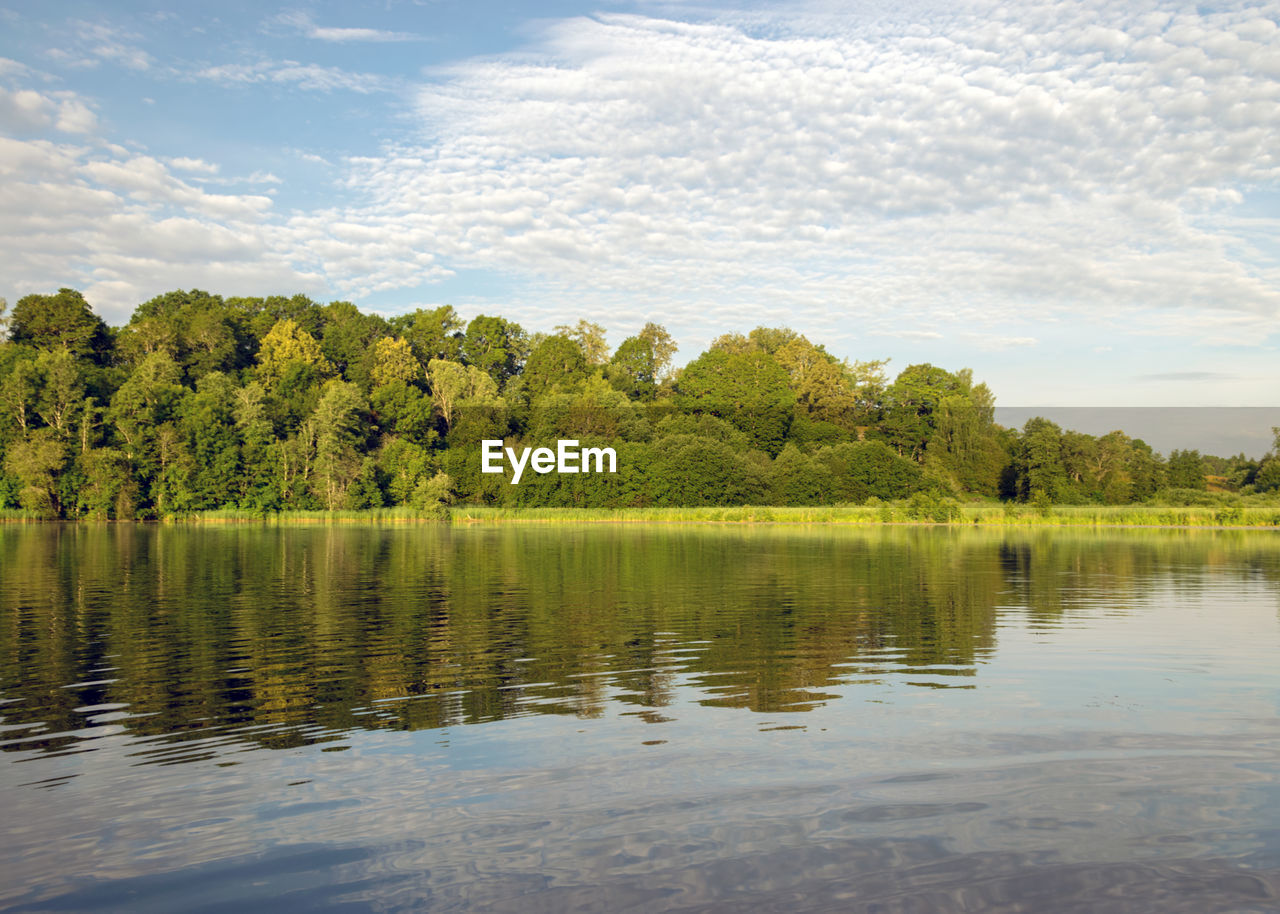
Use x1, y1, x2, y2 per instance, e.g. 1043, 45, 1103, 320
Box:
1, 0, 1278, 405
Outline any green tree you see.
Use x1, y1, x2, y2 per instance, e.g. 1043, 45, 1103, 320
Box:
0, 351, 40, 436
34, 349, 86, 439
266, 361, 327, 436
441, 400, 510, 505
816, 440, 927, 502
376, 437, 436, 506
9, 288, 111, 363
370, 337, 423, 388
522, 334, 588, 401
924, 386, 1007, 496
881, 364, 975, 462
320, 300, 388, 391
371, 380, 434, 444
78, 447, 137, 519
528, 376, 649, 443
389, 305, 465, 364
1059, 430, 1098, 498
747, 326, 802, 354
1254, 458, 1280, 493
118, 290, 243, 376
428, 359, 498, 431
256, 319, 332, 387
463, 315, 528, 386
647, 434, 768, 506
676, 349, 795, 454
769, 443, 829, 505
1090, 430, 1135, 503
275, 423, 316, 509
553, 319, 609, 366
1013, 417, 1069, 503
637, 323, 677, 379
174, 373, 241, 510
411, 471, 455, 514
228, 293, 325, 342
774, 336, 859, 426
310, 380, 368, 510
607, 335, 660, 400
4, 429, 66, 516
232, 382, 279, 510
1127, 439, 1165, 501
708, 332, 753, 355
1249, 428, 1280, 494
108, 352, 185, 504
505, 436, 646, 508
1166, 449, 1206, 490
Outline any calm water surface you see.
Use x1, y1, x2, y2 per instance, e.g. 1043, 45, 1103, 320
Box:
1, 524, 1279, 912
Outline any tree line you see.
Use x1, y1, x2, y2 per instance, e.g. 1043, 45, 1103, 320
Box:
0, 287, 1275, 518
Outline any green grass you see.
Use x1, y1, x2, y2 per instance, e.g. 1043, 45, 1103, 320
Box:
8, 499, 1280, 528
451, 501, 1280, 528
0, 508, 45, 522
161, 506, 448, 525
451, 504, 872, 524
959, 502, 1280, 528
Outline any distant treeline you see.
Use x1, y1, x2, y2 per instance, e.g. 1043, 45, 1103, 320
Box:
0, 288, 1277, 519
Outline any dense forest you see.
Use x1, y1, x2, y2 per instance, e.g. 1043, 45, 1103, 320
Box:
0, 287, 1276, 519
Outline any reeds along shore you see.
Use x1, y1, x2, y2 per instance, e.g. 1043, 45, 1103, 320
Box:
455, 501, 1280, 526
4, 500, 1279, 527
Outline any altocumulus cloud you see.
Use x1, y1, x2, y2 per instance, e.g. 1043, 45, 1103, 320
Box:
1, 0, 1279, 343
285, 0, 1280, 342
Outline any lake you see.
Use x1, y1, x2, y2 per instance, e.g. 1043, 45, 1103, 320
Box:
1, 524, 1278, 912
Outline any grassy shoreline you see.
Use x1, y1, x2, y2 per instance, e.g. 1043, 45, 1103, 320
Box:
5, 501, 1280, 528
450, 502, 1280, 528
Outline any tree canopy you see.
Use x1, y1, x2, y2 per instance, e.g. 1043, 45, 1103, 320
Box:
0, 288, 1243, 518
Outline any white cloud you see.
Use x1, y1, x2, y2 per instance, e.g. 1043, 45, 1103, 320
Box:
49, 22, 154, 71
970, 334, 1039, 351
0, 87, 53, 132
277, 11, 422, 43
167, 156, 220, 174
54, 97, 97, 134
311, 25, 415, 43
81, 155, 273, 219
195, 61, 389, 93
0, 86, 96, 134
0, 136, 309, 323
266, 1, 1278, 346
880, 330, 945, 341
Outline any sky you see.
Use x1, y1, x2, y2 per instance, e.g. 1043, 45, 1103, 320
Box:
1, 0, 1278, 407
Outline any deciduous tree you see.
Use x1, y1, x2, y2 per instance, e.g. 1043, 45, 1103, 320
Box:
553, 319, 608, 366
9, 289, 110, 363
463, 315, 528, 386
676, 349, 795, 454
